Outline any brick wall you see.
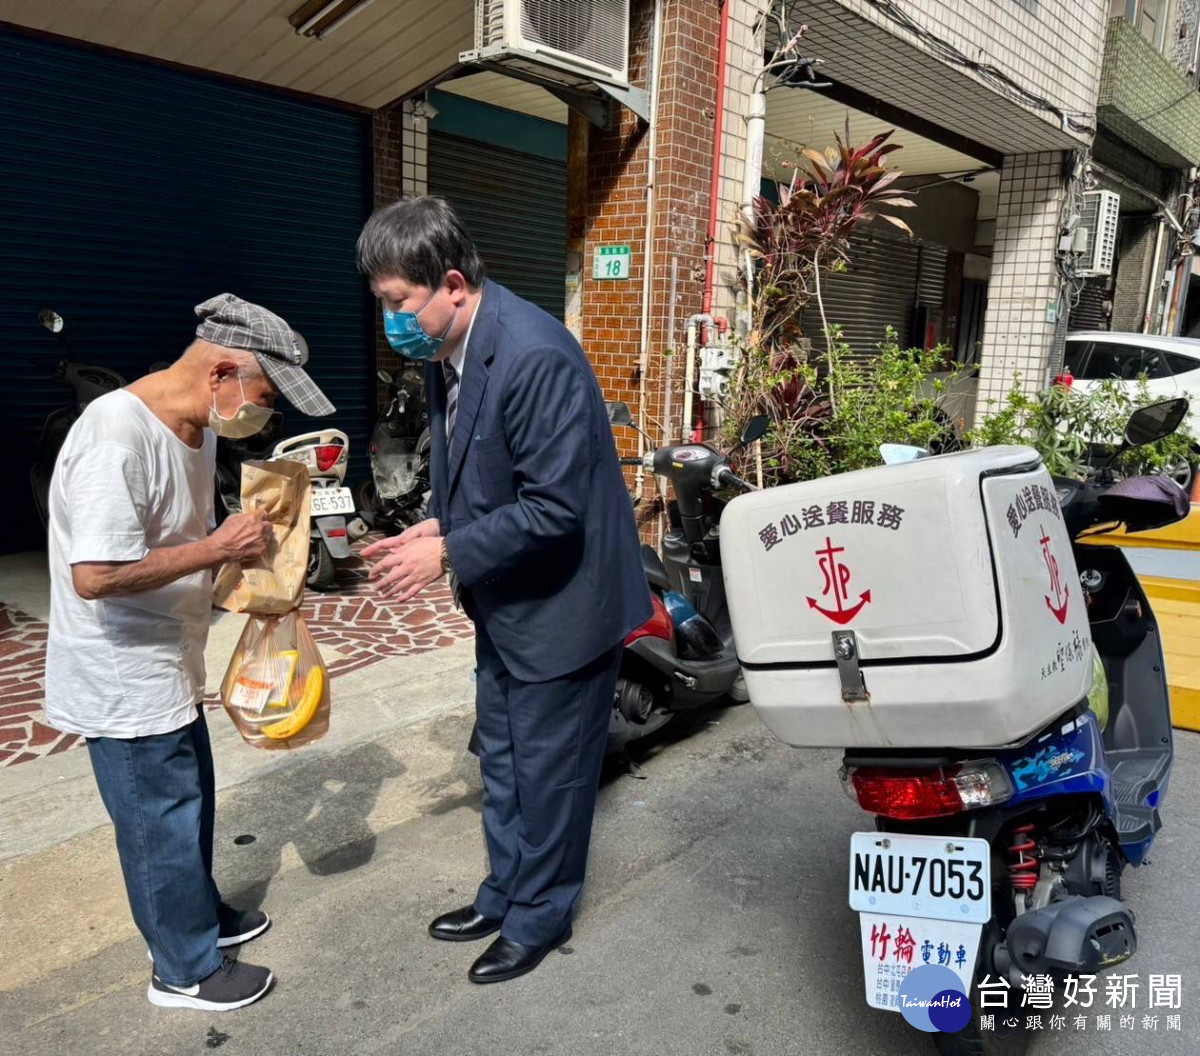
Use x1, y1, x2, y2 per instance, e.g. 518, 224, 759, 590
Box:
582, 0, 721, 539
583, 0, 720, 439
372, 108, 405, 391
1111, 216, 1157, 331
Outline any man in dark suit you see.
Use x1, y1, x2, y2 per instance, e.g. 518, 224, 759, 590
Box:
358, 198, 651, 984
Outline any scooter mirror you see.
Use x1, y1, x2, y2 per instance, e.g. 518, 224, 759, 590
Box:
879, 443, 930, 465
606, 401, 633, 427
38, 310, 64, 334
740, 415, 769, 446
1124, 398, 1189, 448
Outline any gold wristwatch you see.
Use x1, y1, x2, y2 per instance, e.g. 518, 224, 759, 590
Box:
440, 539, 453, 576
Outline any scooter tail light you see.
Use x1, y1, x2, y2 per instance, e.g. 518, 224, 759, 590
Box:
841, 762, 1012, 821
625, 593, 674, 647
314, 444, 345, 472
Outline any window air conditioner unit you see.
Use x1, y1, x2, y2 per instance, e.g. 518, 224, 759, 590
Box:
1077, 190, 1120, 278
463, 0, 631, 87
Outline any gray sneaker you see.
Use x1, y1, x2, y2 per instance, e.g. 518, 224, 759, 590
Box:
217, 904, 271, 948
146, 904, 271, 962
148, 956, 273, 1011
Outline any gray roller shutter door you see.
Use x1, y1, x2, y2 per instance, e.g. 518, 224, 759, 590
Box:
804, 235, 948, 360
1, 28, 372, 554
428, 132, 567, 320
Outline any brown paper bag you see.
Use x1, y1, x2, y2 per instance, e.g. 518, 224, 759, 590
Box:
213, 459, 311, 615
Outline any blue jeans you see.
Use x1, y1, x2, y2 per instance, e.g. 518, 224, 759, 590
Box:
86, 705, 223, 987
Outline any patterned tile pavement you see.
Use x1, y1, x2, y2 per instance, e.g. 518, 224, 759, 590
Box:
0, 539, 474, 768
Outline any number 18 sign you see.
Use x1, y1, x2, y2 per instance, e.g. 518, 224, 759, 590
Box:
593, 245, 631, 280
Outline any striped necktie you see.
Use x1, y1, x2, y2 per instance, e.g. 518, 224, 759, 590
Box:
442, 359, 462, 609
443, 360, 460, 458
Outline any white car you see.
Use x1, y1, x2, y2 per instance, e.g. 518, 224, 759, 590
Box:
1063, 332, 1200, 428
1063, 332, 1200, 484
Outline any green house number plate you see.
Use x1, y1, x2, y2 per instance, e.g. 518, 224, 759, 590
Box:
593, 245, 631, 280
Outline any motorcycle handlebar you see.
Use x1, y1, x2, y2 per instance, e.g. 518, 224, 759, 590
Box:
718, 467, 755, 492
619, 457, 643, 467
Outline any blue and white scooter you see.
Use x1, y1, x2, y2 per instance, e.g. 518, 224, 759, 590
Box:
721, 399, 1191, 1056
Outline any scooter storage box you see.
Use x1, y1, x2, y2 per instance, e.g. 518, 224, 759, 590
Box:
721, 446, 1092, 748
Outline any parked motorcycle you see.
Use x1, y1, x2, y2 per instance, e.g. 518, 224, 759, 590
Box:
720, 398, 1191, 1054
271, 428, 364, 591
355, 366, 431, 534
607, 402, 767, 751
30, 310, 129, 529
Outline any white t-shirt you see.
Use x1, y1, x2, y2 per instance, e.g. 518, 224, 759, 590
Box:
45, 389, 217, 739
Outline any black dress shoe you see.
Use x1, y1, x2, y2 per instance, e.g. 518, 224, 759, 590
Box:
428, 905, 504, 942
468, 927, 573, 984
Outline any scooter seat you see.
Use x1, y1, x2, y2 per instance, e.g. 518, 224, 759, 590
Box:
641, 545, 672, 593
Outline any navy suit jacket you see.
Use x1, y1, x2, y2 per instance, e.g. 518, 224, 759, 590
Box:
429, 283, 652, 683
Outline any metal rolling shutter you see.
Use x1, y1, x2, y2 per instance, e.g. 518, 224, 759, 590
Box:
1069, 280, 1109, 331
428, 132, 567, 320
1, 29, 372, 554
804, 235, 946, 360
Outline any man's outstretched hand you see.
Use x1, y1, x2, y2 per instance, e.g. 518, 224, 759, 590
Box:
363, 519, 444, 602
361, 517, 440, 559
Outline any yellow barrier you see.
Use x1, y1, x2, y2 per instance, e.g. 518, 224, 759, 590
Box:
1083, 509, 1200, 732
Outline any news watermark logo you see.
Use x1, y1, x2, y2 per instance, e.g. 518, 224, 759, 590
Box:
897, 965, 971, 1034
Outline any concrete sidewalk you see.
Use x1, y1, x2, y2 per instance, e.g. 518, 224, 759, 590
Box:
0, 634, 478, 862
3, 697, 1196, 1056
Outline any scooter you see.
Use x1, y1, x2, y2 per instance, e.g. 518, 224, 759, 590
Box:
355, 365, 431, 534
30, 310, 131, 530
607, 402, 767, 751
720, 399, 1191, 1055
271, 428, 365, 591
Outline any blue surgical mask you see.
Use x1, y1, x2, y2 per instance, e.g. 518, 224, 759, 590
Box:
382, 291, 456, 361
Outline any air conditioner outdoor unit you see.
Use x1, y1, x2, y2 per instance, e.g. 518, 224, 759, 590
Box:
1077, 189, 1120, 278
464, 0, 631, 87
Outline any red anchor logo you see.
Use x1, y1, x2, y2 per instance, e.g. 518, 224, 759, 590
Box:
1040, 527, 1070, 625
807, 537, 872, 625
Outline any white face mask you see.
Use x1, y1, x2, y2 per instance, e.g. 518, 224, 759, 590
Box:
209, 374, 274, 439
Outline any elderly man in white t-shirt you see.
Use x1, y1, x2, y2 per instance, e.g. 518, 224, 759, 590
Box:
44, 294, 334, 1013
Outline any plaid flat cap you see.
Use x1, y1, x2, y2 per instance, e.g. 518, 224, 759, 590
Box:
194, 293, 335, 417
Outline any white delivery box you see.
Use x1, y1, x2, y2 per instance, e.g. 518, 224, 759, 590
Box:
721, 446, 1093, 749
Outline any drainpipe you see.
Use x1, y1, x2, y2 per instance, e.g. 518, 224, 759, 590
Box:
1143, 221, 1166, 333
698, 1, 733, 438
635, 0, 665, 500
663, 255, 679, 440
683, 313, 715, 444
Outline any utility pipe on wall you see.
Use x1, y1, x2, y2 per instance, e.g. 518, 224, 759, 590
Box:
1144, 221, 1166, 334
683, 313, 715, 442
635, 0, 665, 500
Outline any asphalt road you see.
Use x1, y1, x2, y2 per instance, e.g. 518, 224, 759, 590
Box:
4, 698, 1198, 1056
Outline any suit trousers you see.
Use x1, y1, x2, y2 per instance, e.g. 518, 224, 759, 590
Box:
471, 619, 621, 946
